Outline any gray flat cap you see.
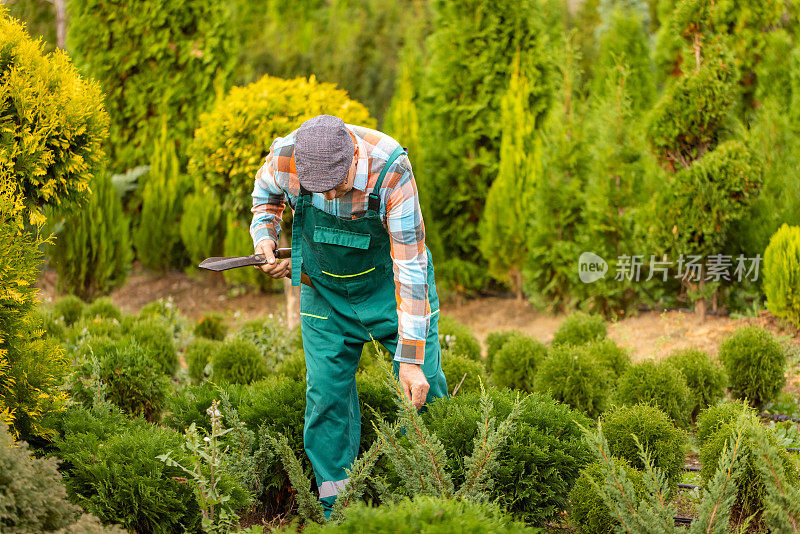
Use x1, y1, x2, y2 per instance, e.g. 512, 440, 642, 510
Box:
294, 115, 354, 193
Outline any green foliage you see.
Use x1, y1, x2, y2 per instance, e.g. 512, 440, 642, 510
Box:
491, 335, 547, 392
180, 186, 225, 269
600, 404, 688, 491
194, 313, 229, 342
440, 351, 488, 396
664, 348, 726, 421
66, 0, 237, 173
696, 400, 755, 446
437, 316, 481, 362
85, 298, 122, 321
185, 338, 222, 384
552, 313, 607, 346
569, 459, 646, 534
211, 339, 269, 385
296, 495, 534, 533
424, 388, 593, 525
136, 296, 188, 341
222, 213, 281, 291
53, 296, 86, 328
750, 417, 800, 531
585, 339, 631, 381
123, 317, 178, 376
274, 350, 307, 380
231, 318, 302, 368
49, 171, 132, 299
485, 330, 524, 372
188, 73, 373, 223
0, 7, 108, 224
763, 224, 800, 328
613, 360, 693, 428
718, 326, 787, 408
132, 124, 191, 272
534, 344, 612, 419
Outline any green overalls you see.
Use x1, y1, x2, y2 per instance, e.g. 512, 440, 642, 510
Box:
290, 145, 448, 517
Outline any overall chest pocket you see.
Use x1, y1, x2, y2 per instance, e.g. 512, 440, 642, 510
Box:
312, 226, 375, 277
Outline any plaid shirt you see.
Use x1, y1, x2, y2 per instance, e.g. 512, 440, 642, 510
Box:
250, 123, 431, 365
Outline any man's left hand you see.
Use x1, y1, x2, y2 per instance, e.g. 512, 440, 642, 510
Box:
398, 362, 429, 410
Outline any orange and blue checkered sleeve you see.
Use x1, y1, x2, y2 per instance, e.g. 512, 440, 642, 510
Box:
385, 157, 431, 366
250, 140, 287, 249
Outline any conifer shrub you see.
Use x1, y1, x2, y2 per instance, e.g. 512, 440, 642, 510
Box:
696, 400, 755, 446
136, 297, 187, 340
600, 404, 688, 491
296, 495, 531, 533
437, 316, 482, 362
85, 297, 122, 321
355, 371, 399, 454
552, 312, 607, 346
664, 348, 726, 421
36, 307, 68, 342
211, 339, 268, 385
718, 326, 787, 409
230, 316, 301, 367
492, 335, 547, 392
180, 187, 225, 269
70, 317, 123, 343
613, 360, 693, 428
222, 213, 282, 291
763, 224, 800, 328
163, 381, 249, 434
585, 339, 631, 381
193, 313, 228, 341
485, 330, 524, 372
185, 338, 222, 384
534, 344, 611, 419
274, 350, 307, 380
569, 459, 646, 534
700, 413, 796, 525
441, 351, 488, 395
53, 296, 86, 328
424, 389, 593, 525
122, 316, 178, 375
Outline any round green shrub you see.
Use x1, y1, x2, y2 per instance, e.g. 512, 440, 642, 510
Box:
274, 350, 307, 380
52, 295, 85, 327
601, 404, 689, 491
164, 381, 249, 433
35, 307, 68, 342
613, 360, 693, 428
441, 350, 488, 395
185, 338, 222, 384
485, 330, 524, 372
438, 315, 482, 362
569, 459, 646, 534
552, 312, 607, 346
665, 348, 726, 421
492, 335, 547, 392
70, 316, 123, 341
534, 344, 612, 419
298, 495, 531, 534
232, 317, 301, 368
585, 339, 631, 380
137, 297, 186, 339
123, 316, 178, 375
211, 339, 268, 385
718, 326, 787, 409
700, 413, 796, 524
193, 313, 228, 341
696, 400, 756, 446
423, 388, 593, 525
85, 297, 122, 321
763, 223, 800, 328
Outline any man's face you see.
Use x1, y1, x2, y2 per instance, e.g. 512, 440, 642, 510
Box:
323, 138, 358, 201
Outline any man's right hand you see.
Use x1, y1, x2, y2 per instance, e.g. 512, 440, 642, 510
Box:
254, 239, 290, 279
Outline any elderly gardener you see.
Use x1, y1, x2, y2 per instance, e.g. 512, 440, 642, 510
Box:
249, 114, 448, 516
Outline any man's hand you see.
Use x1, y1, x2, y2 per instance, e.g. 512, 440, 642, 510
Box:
254, 239, 291, 279
399, 362, 429, 410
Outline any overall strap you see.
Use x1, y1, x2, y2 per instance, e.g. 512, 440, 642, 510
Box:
368, 146, 407, 213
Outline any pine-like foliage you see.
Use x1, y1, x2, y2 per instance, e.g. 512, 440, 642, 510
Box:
763, 224, 800, 328
751, 419, 800, 531
180, 186, 225, 270
133, 122, 190, 272
479, 51, 540, 298
49, 171, 132, 300
419, 0, 559, 290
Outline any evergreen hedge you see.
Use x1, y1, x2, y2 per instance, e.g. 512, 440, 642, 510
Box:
763, 224, 800, 328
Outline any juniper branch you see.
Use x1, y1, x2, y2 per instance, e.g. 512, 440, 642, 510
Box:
369, 409, 423, 495
750, 422, 800, 533
267, 431, 325, 524
329, 439, 384, 523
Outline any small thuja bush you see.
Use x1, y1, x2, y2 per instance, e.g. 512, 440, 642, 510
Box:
485, 330, 524, 372
763, 223, 800, 328
600, 404, 688, 492
231, 316, 301, 368
440, 350, 488, 395
696, 400, 756, 446
85, 297, 122, 321
52, 295, 86, 328
718, 326, 787, 409
424, 388, 593, 525
211, 338, 269, 385
534, 344, 611, 419
438, 315, 482, 362
551, 312, 607, 346
136, 296, 188, 340
122, 316, 178, 375
491, 334, 547, 392
274, 350, 307, 380
194, 313, 228, 341
613, 360, 693, 428
664, 348, 726, 421
585, 339, 631, 381
569, 459, 647, 534
69, 316, 123, 342
185, 338, 222, 384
